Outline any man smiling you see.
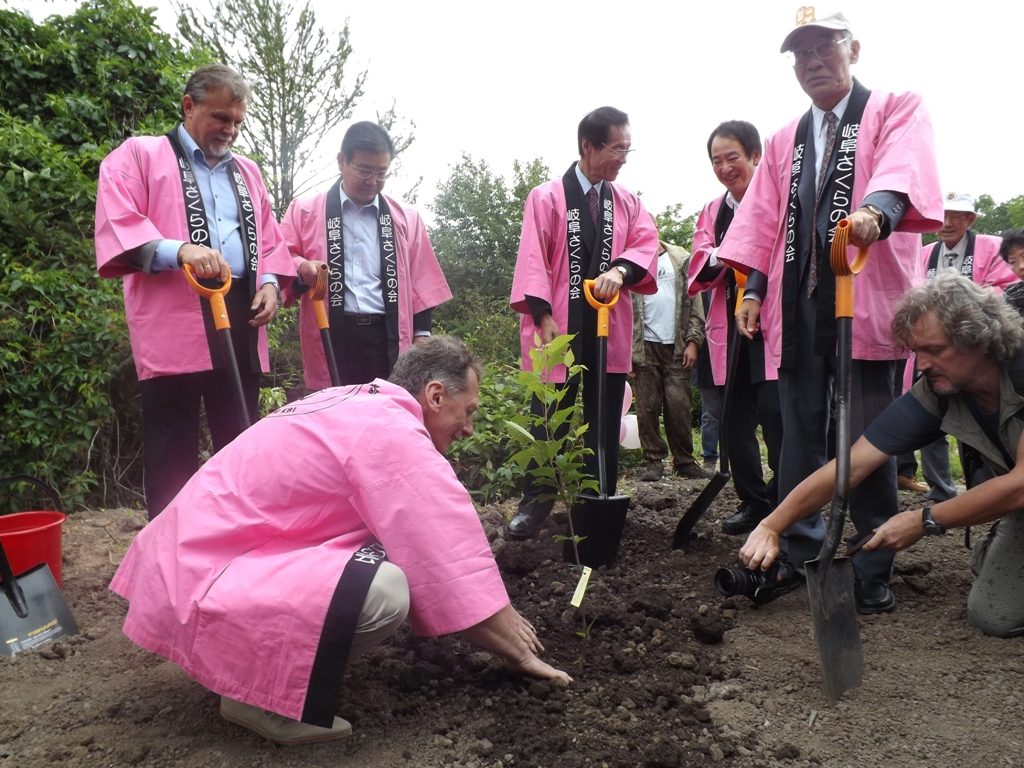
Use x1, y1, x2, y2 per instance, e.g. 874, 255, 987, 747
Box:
716, 8, 943, 613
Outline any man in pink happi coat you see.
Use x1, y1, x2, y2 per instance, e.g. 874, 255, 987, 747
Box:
718, 9, 943, 613
282, 121, 451, 389
688, 120, 784, 537
110, 337, 570, 746
506, 106, 658, 540
897, 191, 1017, 502
95, 64, 294, 519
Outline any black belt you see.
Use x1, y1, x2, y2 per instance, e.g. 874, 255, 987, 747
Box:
342, 313, 385, 326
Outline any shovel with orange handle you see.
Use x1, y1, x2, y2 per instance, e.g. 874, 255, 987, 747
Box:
308, 262, 342, 387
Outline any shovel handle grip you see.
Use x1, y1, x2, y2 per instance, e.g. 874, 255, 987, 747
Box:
309, 263, 331, 330
583, 279, 619, 339
183, 263, 232, 331
829, 219, 870, 319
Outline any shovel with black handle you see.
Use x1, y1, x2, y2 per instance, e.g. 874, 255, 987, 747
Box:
308, 262, 342, 387
182, 264, 252, 431
672, 270, 747, 549
804, 218, 870, 705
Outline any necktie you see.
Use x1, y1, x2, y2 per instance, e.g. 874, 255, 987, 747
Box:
587, 186, 599, 228
807, 110, 838, 297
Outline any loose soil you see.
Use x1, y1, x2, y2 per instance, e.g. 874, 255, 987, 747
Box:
1, 476, 1021, 768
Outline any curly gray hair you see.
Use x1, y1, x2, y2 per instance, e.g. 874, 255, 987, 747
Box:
388, 336, 483, 399
891, 271, 1023, 365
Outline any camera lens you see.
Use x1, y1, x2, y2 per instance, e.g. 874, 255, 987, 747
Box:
715, 567, 761, 598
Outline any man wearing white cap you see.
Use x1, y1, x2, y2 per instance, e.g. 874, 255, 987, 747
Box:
898, 192, 1017, 501
717, 6, 943, 613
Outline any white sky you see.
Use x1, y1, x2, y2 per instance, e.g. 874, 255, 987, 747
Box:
30, 0, 1024, 221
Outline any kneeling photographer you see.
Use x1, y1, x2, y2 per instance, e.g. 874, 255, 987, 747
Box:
737, 274, 1024, 637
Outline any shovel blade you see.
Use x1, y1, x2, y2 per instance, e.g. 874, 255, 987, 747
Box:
564, 494, 631, 569
804, 555, 863, 705
671, 471, 730, 549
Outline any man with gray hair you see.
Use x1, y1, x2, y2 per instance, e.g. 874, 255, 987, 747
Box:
740, 272, 1024, 639
96, 64, 295, 519
111, 336, 571, 746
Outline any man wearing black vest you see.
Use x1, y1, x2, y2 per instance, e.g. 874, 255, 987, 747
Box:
716, 8, 943, 614
689, 120, 784, 535
742, 272, 1024, 639
898, 191, 1017, 501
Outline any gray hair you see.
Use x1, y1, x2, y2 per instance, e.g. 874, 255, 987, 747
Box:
891, 271, 1023, 365
182, 64, 251, 117
389, 336, 483, 398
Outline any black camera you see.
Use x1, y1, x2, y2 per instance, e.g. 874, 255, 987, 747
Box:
714, 555, 799, 606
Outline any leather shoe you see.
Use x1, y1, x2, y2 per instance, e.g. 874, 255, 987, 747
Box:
897, 475, 929, 493
507, 508, 550, 540
854, 580, 896, 614
220, 697, 352, 745
640, 462, 664, 481
721, 501, 772, 536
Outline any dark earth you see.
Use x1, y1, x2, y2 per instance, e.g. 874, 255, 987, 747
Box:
1, 473, 1022, 767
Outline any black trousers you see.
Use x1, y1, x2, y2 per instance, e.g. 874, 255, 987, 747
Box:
727, 345, 783, 510
518, 368, 626, 519
329, 317, 392, 386
139, 282, 259, 520
777, 289, 897, 582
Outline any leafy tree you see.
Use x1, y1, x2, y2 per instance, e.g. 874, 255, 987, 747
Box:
974, 193, 1024, 235
0, 0, 200, 511
654, 203, 698, 251
429, 155, 550, 364
178, 0, 411, 216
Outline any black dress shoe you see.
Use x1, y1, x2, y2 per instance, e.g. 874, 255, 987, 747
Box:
721, 501, 771, 536
854, 579, 896, 614
507, 509, 550, 540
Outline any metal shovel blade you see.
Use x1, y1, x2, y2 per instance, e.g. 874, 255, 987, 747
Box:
804, 553, 863, 705
672, 471, 729, 549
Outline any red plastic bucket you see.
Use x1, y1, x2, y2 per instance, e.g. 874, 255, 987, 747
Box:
0, 511, 66, 589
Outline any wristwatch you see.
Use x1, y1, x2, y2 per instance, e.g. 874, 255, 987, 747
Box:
921, 506, 945, 536
614, 265, 628, 278
861, 203, 884, 227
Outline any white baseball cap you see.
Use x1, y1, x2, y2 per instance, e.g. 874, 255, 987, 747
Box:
781, 7, 854, 53
943, 191, 977, 214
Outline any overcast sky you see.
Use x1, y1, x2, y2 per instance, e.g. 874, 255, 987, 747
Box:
32, 0, 1024, 221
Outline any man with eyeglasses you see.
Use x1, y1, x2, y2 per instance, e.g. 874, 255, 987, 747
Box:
716, 8, 943, 613
506, 106, 658, 540
897, 192, 1017, 502
282, 121, 451, 388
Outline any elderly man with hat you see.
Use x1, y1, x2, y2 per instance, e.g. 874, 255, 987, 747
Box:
897, 192, 1018, 501
716, 7, 943, 613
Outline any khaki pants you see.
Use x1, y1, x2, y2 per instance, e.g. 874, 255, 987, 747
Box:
633, 341, 696, 470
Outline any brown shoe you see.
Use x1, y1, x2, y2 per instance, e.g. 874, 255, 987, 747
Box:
674, 463, 711, 480
220, 697, 352, 745
897, 475, 928, 493
640, 462, 664, 481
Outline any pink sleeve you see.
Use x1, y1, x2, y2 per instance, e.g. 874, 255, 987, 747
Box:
95, 143, 165, 279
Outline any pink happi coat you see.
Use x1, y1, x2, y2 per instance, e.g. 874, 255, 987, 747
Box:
281, 191, 452, 390
717, 90, 943, 365
920, 234, 1015, 291
688, 195, 778, 386
510, 175, 658, 381
110, 382, 509, 721
95, 136, 294, 380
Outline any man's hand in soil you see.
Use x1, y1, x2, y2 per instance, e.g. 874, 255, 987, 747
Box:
460, 604, 572, 685
861, 509, 925, 553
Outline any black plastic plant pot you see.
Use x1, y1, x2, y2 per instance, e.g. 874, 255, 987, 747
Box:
563, 493, 631, 569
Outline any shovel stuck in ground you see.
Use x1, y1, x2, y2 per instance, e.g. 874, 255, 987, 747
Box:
804, 218, 869, 705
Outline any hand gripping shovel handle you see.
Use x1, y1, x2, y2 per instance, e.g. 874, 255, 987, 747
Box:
182, 264, 252, 430
583, 279, 619, 496
309, 263, 342, 387
818, 220, 870, 567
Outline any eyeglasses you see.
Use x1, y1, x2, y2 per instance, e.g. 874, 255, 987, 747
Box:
348, 164, 390, 181
600, 145, 635, 157
786, 37, 849, 67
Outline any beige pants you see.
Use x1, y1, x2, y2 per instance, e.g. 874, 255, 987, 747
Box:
350, 561, 410, 658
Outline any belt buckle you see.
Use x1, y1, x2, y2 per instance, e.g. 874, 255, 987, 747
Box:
356, 315, 371, 326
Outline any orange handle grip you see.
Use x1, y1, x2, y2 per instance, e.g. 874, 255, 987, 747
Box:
583, 278, 619, 339
183, 263, 232, 331
829, 219, 870, 319
732, 269, 747, 314
309, 262, 331, 331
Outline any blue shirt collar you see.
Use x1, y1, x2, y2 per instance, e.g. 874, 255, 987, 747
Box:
177, 124, 233, 169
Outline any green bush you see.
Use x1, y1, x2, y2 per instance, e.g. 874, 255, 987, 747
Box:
446, 362, 530, 505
